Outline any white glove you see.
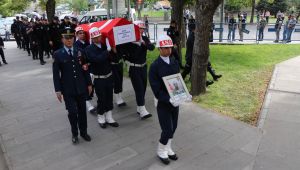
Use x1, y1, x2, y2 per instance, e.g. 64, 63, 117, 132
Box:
132, 41, 141, 46
186, 94, 192, 102
106, 38, 111, 51
169, 98, 179, 107
154, 97, 158, 107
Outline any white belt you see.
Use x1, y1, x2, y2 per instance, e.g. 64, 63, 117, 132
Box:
125, 61, 146, 67
94, 72, 112, 79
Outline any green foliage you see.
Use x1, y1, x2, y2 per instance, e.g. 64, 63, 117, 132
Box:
66, 0, 89, 12
225, 0, 252, 12
0, 0, 30, 17
269, 0, 288, 14
256, 0, 271, 12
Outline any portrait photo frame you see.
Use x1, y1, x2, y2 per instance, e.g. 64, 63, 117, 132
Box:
162, 73, 190, 103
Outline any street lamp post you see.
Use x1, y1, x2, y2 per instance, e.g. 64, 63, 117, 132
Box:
219, 0, 224, 42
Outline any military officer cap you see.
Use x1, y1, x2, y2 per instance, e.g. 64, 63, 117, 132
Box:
62, 27, 75, 39
64, 16, 70, 20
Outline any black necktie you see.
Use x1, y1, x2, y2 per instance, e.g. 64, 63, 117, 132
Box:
68, 49, 73, 57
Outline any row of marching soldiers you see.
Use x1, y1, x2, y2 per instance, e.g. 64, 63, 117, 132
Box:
53, 20, 184, 165
11, 16, 77, 65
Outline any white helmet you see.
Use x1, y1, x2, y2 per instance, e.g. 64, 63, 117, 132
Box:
156, 35, 173, 48
75, 26, 84, 33
89, 27, 101, 39
133, 20, 146, 29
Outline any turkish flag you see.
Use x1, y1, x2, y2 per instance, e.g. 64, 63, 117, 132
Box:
77, 18, 141, 47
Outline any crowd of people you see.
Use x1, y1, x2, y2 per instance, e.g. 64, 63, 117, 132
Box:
10, 15, 77, 65
226, 11, 298, 43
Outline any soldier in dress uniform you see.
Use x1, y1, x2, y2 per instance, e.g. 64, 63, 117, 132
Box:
49, 16, 63, 54
11, 19, 21, 48
149, 35, 191, 165
27, 21, 38, 60
74, 26, 97, 114
33, 19, 46, 65
118, 20, 154, 120
42, 19, 51, 58
21, 18, 31, 56
52, 27, 92, 144
85, 27, 119, 129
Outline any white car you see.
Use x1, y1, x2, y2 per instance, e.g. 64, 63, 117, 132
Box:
153, 1, 171, 10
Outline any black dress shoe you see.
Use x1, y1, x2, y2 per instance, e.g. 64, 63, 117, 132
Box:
213, 74, 222, 81
89, 108, 97, 114
158, 156, 170, 165
141, 114, 152, 120
206, 80, 214, 87
3, 61, 7, 64
80, 133, 91, 142
117, 102, 127, 107
168, 154, 178, 160
107, 122, 119, 127
99, 123, 107, 129
72, 136, 79, 144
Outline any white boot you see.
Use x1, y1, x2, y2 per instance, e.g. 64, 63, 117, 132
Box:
97, 114, 106, 128
86, 101, 95, 112
167, 139, 178, 160
157, 142, 170, 164
114, 93, 126, 106
138, 105, 152, 120
105, 111, 119, 127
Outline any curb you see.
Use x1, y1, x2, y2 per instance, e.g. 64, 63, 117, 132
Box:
257, 65, 279, 129
0, 134, 11, 170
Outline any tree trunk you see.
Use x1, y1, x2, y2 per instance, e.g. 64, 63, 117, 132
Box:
171, 0, 184, 66
250, 0, 255, 23
46, 0, 56, 23
191, 0, 222, 95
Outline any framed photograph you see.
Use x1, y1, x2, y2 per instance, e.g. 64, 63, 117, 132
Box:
162, 73, 190, 103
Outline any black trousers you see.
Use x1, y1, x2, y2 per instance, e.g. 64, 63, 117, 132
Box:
157, 102, 179, 145
15, 34, 21, 48
64, 94, 87, 137
30, 43, 38, 59
24, 38, 30, 55
129, 66, 147, 106
94, 76, 113, 115
112, 62, 124, 94
37, 41, 45, 62
181, 62, 192, 80
0, 48, 6, 63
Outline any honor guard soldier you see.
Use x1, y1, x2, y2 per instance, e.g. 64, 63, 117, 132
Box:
74, 27, 97, 114
52, 27, 92, 144
119, 20, 154, 120
149, 35, 190, 165
49, 16, 63, 53
85, 27, 119, 128
27, 21, 38, 60
33, 19, 46, 65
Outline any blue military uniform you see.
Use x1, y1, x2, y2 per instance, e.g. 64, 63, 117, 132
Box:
52, 46, 92, 138
149, 56, 180, 146
74, 39, 90, 50
84, 43, 114, 120
119, 35, 154, 107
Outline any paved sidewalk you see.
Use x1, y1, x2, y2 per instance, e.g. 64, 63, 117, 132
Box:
254, 56, 300, 170
0, 41, 298, 170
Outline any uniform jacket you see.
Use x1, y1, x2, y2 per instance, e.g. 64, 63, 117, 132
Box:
118, 35, 154, 64
149, 56, 180, 104
84, 43, 112, 76
49, 22, 62, 42
74, 40, 90, 50
167, 26, 179, 45
53, 47, 92, 96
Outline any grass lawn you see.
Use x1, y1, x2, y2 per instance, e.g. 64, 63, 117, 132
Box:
141, 10, 171, 18
146, 44, 300, 125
